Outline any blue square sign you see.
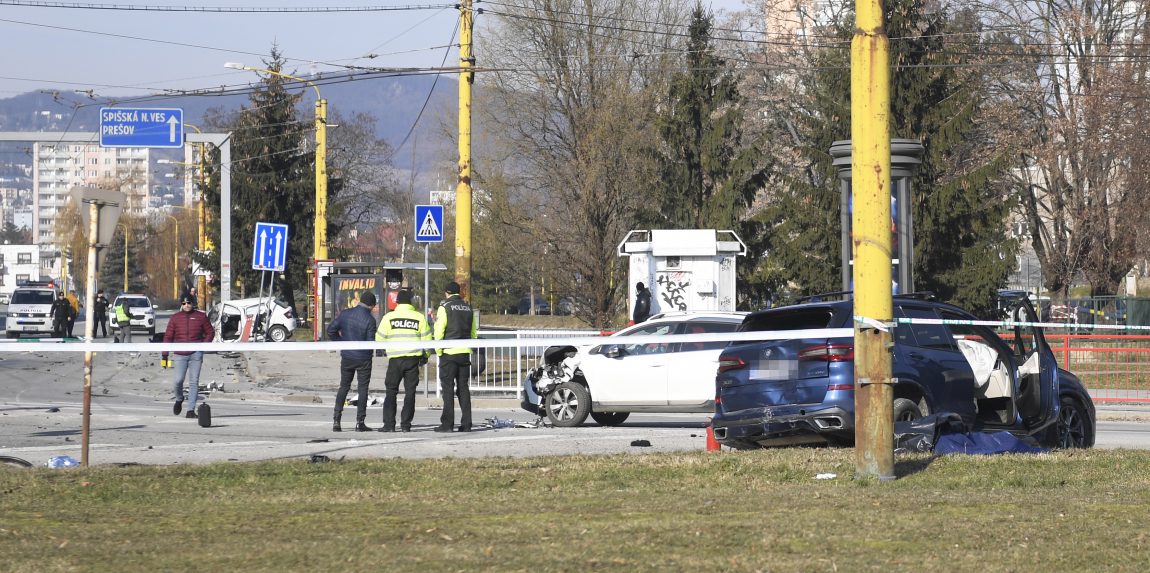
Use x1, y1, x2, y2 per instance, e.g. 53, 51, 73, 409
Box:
252, 222, 289, 271
414, 205, 444, 243
100, 107, 184, 148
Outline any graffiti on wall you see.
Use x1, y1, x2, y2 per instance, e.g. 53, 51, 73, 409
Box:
656, 271, 691, 312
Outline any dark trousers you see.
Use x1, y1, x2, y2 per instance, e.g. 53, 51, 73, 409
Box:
334, 357, 373, 422
382, 356, 421, 429
52, 317, 69, 338
438, 354, 472, 429
94, 314, 108, 337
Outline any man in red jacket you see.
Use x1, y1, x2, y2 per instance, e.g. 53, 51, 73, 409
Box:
164, 294, 215, 420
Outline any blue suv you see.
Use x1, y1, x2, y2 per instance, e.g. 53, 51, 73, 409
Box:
712, 293, 1095, 449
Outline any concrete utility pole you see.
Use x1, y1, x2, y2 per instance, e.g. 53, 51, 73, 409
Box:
852, 0, 895, 480
455, 0, 474, 300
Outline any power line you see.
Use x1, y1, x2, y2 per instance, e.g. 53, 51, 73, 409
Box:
0, 1, 454, 13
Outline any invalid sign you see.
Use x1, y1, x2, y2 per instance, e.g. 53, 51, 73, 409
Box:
99, 107, 184, 148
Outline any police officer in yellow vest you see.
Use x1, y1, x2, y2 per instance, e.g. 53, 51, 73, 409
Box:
433, 281, 477, 432
375, 289, 432, 432
114, 298, 133, 343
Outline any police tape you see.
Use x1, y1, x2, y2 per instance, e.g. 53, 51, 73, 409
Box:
0, 328, 856, 354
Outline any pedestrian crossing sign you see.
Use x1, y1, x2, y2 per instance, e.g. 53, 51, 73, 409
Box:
414, 205, 444, 243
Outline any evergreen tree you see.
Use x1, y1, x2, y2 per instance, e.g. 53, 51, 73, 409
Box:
649, 5, 771, 308
759, 1, 1014, 315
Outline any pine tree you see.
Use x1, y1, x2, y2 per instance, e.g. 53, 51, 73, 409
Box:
649, 5, 771, 309
759, 1, 1015, 315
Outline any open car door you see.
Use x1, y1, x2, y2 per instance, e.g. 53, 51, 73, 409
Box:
1005, 295, 1059, 430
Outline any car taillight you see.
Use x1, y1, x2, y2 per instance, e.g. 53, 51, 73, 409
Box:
798, 343, 854, 362
826, 383, 854, 392
717, 355, 746, 373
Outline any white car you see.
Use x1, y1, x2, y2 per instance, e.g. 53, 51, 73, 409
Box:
521, 312, 747, 427
5, 284, 58, 338
111, 294, 157, 337
209, 297, 298, 342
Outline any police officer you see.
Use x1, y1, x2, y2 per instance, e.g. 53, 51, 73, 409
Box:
114, 298, 132, 343
50, 291, 73, 338
375, 289, 431, 432
433, 281, 477, 432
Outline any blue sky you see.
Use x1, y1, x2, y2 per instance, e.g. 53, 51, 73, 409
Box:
0, 0, 747, 99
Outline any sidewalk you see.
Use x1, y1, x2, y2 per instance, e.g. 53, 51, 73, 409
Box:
215, 348, 519, 409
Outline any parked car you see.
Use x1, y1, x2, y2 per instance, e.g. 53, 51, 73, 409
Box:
209, 297, 298, 342
5, 282, 58, 338
111, 294, 157, 337
712, 292, 1096, 449
516, 297, 551, 315
521, 311, 747, 426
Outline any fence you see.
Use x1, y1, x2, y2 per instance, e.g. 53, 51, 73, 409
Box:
469, 329, 602, 395
1047, 334, 1150, 403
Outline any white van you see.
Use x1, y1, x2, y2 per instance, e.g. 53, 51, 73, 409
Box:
5, 283, 58, 338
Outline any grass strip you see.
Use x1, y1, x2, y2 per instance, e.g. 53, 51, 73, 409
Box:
2, 449, 1150, 572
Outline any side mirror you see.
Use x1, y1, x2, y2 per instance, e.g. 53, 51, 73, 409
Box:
605, 346, 623, 359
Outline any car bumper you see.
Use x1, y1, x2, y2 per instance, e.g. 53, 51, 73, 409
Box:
520, 372, 542, 415
713, 405, 854, 446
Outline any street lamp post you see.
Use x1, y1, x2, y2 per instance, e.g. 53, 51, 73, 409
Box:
161, 214, 180, 299
224, 62, 327, 263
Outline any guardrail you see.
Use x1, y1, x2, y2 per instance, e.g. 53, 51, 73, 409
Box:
1047, 334, 1150, 403
471, 329, 601, 394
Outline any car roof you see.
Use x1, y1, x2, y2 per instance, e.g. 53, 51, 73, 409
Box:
645, 311, 747, 322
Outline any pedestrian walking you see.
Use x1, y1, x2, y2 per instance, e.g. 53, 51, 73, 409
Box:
114, 297, 132, 343
433, 281, 477, 433
163, 294, 215, 420
65, 291, 79, 337
50, 291, 73, 338
326, 290, 379, 432
93, 290, 110, 338
633, 282, 651, 324
375, 289, 431, 432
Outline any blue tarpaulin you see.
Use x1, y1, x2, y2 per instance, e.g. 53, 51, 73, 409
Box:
934, 431, 1048, 455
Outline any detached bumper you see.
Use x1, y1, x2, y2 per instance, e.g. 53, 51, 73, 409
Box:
713, 405, 854, 446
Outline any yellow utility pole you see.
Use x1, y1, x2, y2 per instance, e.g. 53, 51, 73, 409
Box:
162, 214, 180, 299
119, 222, 129, 292
852, 0, 895, 480
455, 0, 474, 300
184, 123, 210, 309
224, 63, 328, 263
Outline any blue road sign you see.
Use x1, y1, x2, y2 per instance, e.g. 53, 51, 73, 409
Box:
414, 205, 444, 243
99, 107, 184, 148
252, 222, 289, 272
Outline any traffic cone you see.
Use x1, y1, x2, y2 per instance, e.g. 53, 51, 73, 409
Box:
706, 423, 721, 452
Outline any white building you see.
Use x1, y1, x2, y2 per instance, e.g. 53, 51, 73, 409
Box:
0, 244, 42, 300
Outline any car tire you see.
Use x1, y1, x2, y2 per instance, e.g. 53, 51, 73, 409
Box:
544, 381, 591, 428
590, 411, 630, 426
267, 325, 289, 343
893, 397, 924, 422
1054, 395, 1093, 449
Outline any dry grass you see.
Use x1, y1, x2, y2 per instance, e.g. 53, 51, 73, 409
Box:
3, 449, 1150, 572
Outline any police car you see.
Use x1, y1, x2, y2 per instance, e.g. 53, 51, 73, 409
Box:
5, 280, 59, 338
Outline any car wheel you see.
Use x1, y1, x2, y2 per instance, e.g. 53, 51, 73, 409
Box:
590, 411, 630, 426
893, 397, 924, 422
544, 381, 591, 427
1055, 395, 1092, 449
267, 325, 289, 343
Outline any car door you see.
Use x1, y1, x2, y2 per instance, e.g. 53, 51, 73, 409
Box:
1005, 299, 1058, 429
895, 304, 976, 419
579, 322, 675, 407
666, 320, 741, 408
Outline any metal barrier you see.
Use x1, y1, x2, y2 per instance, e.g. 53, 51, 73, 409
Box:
1047, 334, 1150, 403
469, 329, 601, 395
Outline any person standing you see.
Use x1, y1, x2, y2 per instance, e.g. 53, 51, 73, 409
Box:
433, 281, 477, 433
326, 290, 379, 432
162, 294, 215, 419
50, 291, 72, 338
92, 290, 110, 338
633, 282, 651, 324
375, 289, 431, 432
65, 291, 80, 337
114, 297, 132, 343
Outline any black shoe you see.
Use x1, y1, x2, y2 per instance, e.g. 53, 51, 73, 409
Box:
173, 400, 183, 416
433, 426, 453, 433
332, 422, 342, 432
185, 411, 197, 419
355, 423, 373, 432
401, 427, 411, 433
378, 426, 395, 433
457, 426, 472, 433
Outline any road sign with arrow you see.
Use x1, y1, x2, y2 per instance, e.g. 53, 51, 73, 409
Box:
252, 222, 289, 272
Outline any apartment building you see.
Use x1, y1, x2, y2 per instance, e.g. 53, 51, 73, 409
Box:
0, 244, 41, 302
31, 142, 151, 279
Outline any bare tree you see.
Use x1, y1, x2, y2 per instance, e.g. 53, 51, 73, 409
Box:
480, 0, 690, 327
980, 0, 1150, 297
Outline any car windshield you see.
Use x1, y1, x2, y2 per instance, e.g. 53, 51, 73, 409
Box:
11, 291, 54, 305
122, 298, 150, 308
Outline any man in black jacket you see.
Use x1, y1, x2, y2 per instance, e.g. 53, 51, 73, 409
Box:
92, 290, 110, 338
50, 291, 73, 338
633, 282, 651, 324
326, 290, 379, 432
433, 281, 477, 432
